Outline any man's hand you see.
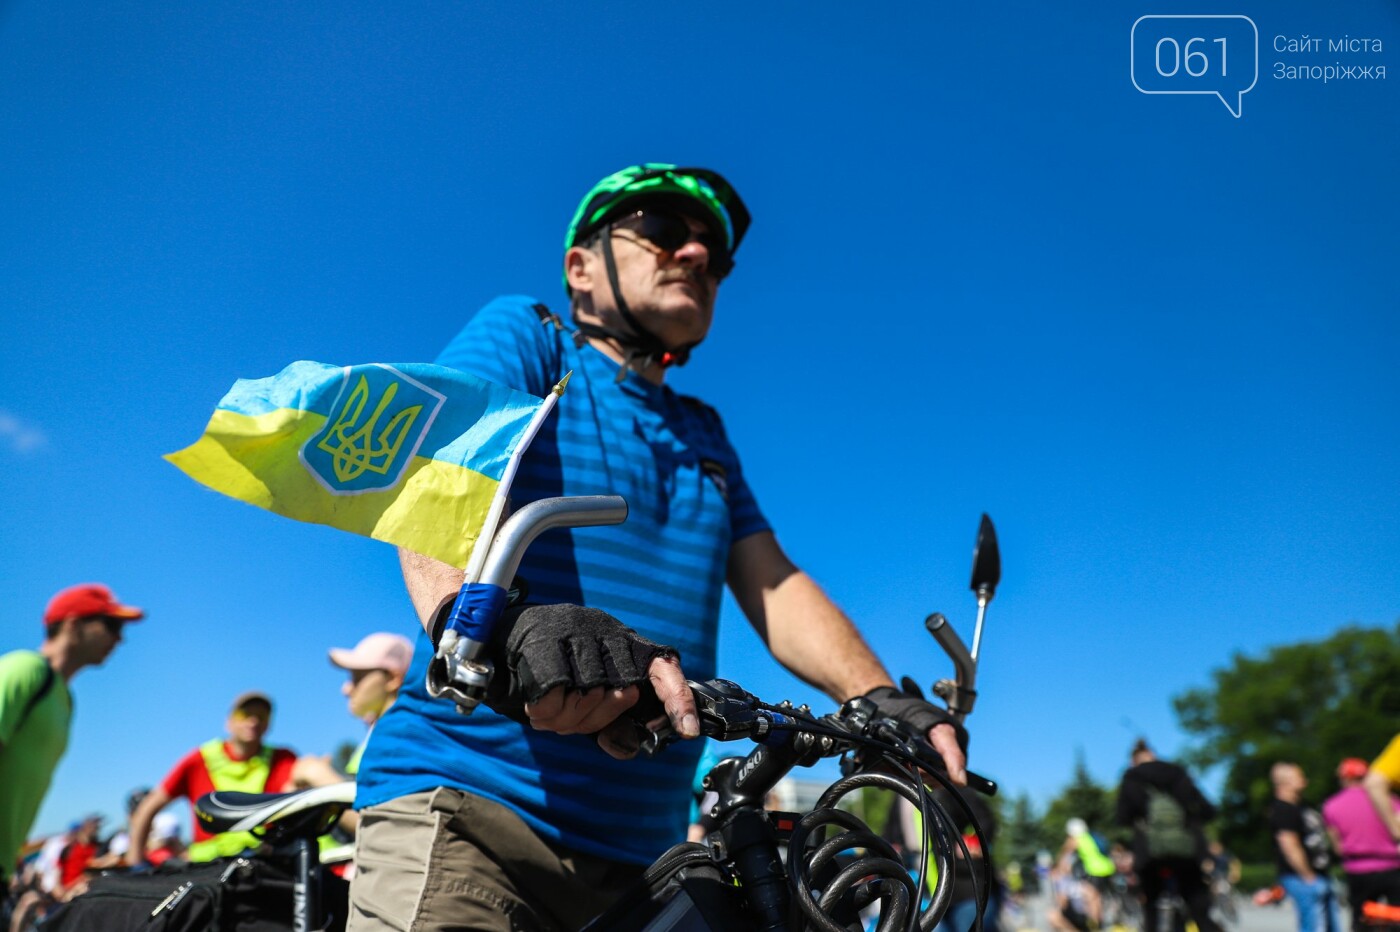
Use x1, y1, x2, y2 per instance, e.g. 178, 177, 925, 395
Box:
527, 653, 700, 759
291, 755, 345, 789
487, 603, 699, 758
926, 721, 968, 786
865, 685, 969, 787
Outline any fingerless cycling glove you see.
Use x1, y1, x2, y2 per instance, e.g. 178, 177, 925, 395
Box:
865, 685, 969, 752
484, 603, 678, 722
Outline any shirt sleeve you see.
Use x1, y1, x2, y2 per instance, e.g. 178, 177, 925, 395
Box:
160, 748, 203, 800
0, 652, 50, 744
1116, 774, 1143, 825
1170, 765, 1217, 821
434, 296, 563, 398
265, 749, 298, 792
1270, 801, 1304, 835
1372, 734, 1400, 787
725, 447, 769, 543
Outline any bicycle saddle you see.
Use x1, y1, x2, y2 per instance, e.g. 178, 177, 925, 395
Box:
196, 782, 356, 843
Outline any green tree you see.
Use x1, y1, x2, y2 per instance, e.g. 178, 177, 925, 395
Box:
1040, 750, 1119, 852
997, 791, 1043, 868
1173, 622, 1400, 862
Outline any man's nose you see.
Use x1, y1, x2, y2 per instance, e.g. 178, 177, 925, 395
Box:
672, 238, 710, 273
342, 681, 353, 697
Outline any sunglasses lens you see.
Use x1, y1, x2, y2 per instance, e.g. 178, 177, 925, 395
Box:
704, 240, 734, 279
633, 213, 691, 251
618, 212, 733, 278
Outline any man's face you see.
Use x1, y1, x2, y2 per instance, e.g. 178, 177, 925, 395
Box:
1277, 764, 1307, 793
74, 616, 125, 666
227, 702, 271, 745
342, 668, 395, 723
577, 209, 727, 350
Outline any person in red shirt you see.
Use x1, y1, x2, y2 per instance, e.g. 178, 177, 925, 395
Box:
125, 691, 296, 864
56, 815, 102, 896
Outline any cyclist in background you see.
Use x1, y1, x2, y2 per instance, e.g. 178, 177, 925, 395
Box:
1116, 739, 1221, 932
1064, 817, 1116, 885
126, 691, 296, 864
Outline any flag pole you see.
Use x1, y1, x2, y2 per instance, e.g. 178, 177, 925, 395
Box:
462, 372, 570, 583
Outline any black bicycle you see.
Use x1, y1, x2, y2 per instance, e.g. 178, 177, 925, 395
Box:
581, 514, 1004, 932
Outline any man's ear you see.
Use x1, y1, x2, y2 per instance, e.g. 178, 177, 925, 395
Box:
564, 246, 596, 295
386, 672, 405, 694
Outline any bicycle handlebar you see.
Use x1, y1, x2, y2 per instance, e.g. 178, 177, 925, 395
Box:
643, 678, 996, 797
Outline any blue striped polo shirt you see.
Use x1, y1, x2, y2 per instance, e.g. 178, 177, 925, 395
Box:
355, 295, 769, 864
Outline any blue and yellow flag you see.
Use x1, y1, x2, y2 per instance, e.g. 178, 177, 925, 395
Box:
167, 361, 563, 571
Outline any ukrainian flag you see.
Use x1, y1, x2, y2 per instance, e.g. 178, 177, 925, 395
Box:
167, 361, 562, 572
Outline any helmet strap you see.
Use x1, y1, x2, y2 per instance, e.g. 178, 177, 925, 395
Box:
574, 229, 696, 382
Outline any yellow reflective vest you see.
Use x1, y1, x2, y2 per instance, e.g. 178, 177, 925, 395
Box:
187, 739, 281, 862
1076, 831, 1117, 878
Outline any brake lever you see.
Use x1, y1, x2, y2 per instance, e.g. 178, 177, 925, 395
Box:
864, 715, 998, 797
638, 678, 775, 757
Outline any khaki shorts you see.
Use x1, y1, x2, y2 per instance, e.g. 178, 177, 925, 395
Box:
347, 788, 644, 932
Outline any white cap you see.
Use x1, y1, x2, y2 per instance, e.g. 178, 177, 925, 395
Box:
152, 812, 181, 841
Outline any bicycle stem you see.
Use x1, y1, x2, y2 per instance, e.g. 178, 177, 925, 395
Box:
925, 612, 978, 722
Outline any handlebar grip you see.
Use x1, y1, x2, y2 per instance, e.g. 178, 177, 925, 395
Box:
966, 771, 997, 797
905, 731, 997, 797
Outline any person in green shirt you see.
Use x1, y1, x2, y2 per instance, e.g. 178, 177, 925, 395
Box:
0, 583, 142, 884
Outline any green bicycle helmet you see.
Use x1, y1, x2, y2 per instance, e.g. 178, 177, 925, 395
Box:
565, 163, 750, 260
562, 163, 751, 375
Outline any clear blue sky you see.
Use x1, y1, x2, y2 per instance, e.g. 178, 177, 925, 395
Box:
2, 1, 1396, 839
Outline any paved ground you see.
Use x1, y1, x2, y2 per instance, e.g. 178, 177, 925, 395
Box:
1005, 893, 1326, 932
1232, 900, 1309, 932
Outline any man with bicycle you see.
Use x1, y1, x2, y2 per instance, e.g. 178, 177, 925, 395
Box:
1116, 739, 1222, 932
348, 164, 970, 932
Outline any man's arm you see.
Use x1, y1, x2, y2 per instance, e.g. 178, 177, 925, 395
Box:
726, 531, 966, 783
1115, 777, 1139, 826
1364, 769, 1400, 841
1172, 768, 1217, 822
399, 547, 464, 634
124, 785, 173, 866
1275, 830, 1317, 883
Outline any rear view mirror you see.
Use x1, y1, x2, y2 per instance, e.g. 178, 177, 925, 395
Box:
969, 513, 1000, 604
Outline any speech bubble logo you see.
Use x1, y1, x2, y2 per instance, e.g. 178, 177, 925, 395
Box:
1131, 15, 1258, 118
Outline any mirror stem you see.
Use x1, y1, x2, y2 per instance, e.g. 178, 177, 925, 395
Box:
970, 590, 991, 664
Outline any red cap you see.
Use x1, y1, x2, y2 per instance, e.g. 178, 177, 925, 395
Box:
1338, 758, 1370, 781
44, 584, 145, 625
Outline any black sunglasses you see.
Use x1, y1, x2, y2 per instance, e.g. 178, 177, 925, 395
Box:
90, 616, 126, 636
610, 210, 734, 279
